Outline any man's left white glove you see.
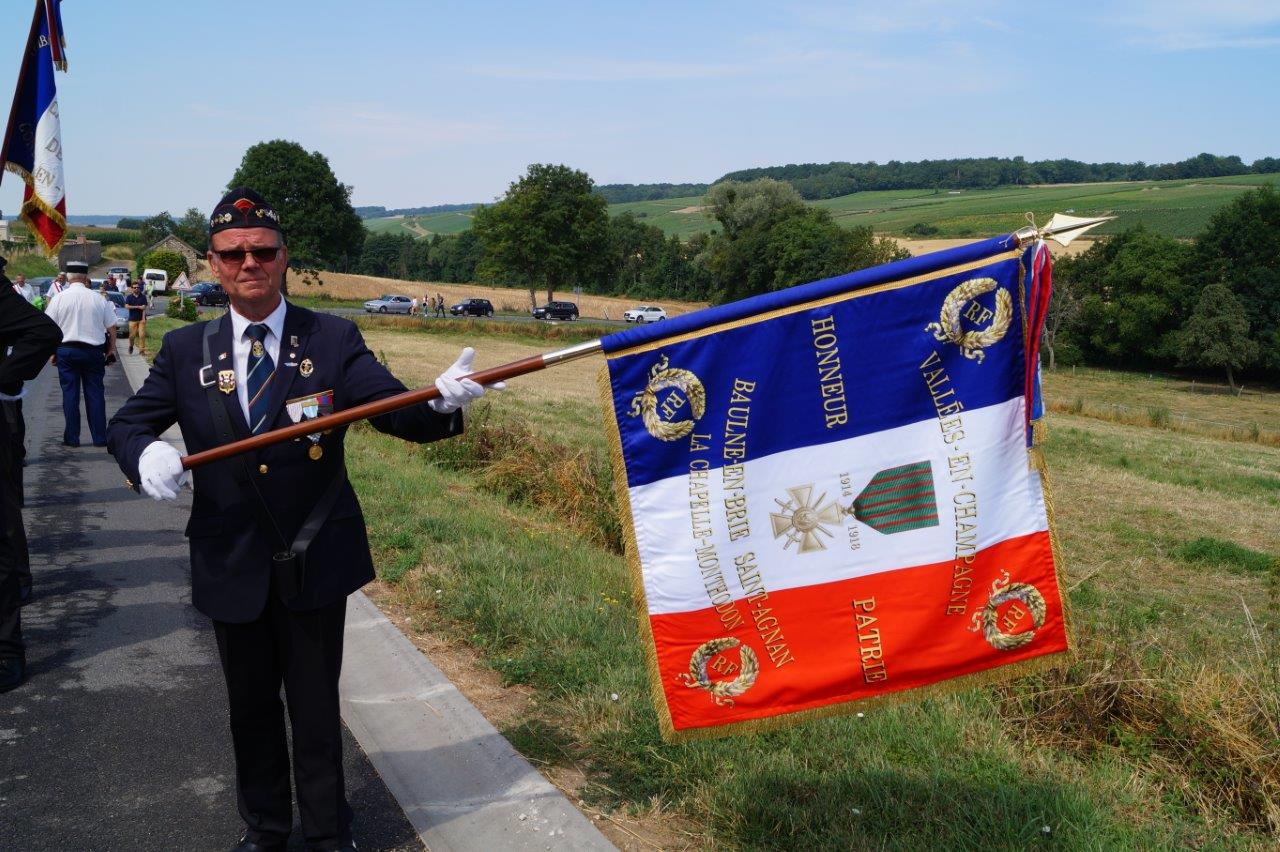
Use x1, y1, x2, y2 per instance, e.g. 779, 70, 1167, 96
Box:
429, 347, 505, 414
138, 440, 189, 501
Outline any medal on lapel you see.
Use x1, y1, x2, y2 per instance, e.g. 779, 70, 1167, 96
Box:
217, 370, 236, 394
299, 358, 314, 378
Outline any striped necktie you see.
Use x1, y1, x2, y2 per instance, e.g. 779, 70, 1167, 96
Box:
245, 323, 276, 434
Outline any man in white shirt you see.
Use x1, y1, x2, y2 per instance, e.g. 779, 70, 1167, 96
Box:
47, 271, 67, 298
44, 261, 117, 447
11, 274, 36, 304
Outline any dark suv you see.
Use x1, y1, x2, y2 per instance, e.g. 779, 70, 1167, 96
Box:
450, 298, 494, 317
190, 281, 229, 306
532, 300, 579, 321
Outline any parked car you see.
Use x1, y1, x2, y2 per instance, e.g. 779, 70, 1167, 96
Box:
364, 294, 414, 314
89, 278, 107, 290
190, 281, 229, 306
450, 298, 494, 317
107, 266, 130, 289
104, 290, 129, 338
532, 300, 579, 321
623, 305, 667, 323
28, 277, 54, 298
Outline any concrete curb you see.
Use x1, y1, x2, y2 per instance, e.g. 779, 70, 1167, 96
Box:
118, 344, 614, 851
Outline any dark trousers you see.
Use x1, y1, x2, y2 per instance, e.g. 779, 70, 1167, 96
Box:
0, 400, 28, 606
0, 413, 23, 661
213, 594, 352, 848
55, 344, 107, 446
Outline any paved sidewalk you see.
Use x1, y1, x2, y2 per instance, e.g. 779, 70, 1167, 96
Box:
4, 347, 613, 850
1, 360, 418, 850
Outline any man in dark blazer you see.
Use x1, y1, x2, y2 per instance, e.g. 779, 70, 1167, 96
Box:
0, 257, 63, 694
107, 189, 497, 852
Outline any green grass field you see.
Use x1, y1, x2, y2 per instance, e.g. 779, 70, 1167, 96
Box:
363, 210, 478, 237
344, 323, 1279, 849
367, 173, 1280, 242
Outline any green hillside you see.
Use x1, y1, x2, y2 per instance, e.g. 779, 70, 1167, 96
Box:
366, 173, 1278, 241
364, 210, 477, 237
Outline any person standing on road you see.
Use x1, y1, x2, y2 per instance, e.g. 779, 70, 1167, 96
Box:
107, 188, 501, 852
47, 270, 67, 298
125, 281, 150, 356
435, 292, 445, 317
45, 261, 118, 448
0, 257, 63, 693
12, 274, 36, 304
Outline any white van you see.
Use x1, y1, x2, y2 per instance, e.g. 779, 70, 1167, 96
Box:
142, 268, 168, 293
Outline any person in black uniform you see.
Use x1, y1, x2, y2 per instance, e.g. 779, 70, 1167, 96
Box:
107, 189, 499, 851
0, 256, 64, 693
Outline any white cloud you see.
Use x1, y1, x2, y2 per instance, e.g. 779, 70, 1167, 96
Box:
1105, 0, 1280, 51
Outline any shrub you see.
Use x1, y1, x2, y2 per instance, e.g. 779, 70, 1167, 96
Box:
904, 222, 940, 237
165, 294, 199, 321
137, 248, 188, 282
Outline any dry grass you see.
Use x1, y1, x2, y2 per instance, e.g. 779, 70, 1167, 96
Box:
291, 268, 708, 321
1043, 366, 1280, 444
1001, 628, 1280, 835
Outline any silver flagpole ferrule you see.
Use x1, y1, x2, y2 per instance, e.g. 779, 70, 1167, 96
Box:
1013, 225, 1040, 246
541, 338, 604, 367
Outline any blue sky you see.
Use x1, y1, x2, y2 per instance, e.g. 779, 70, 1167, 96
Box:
2, 0, 1277, 216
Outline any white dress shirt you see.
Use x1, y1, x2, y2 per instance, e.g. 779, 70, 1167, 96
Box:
227, 298, 286, 423
14, 281, 36, 303
45, 282, 116, 345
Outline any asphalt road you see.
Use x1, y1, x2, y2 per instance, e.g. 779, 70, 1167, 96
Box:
0, 363, 420, 850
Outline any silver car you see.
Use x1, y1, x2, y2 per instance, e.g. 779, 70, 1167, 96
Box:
363, 294, 414, 314
104, 290, 130, 337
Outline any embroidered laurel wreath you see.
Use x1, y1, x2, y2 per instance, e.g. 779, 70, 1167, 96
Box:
677, 637, 759, 706
981, 582, 1047, 650
925, 277, 1012, 362
628, 355, 706, 441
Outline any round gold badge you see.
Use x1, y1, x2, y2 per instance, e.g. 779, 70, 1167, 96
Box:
308, 444, 324, 461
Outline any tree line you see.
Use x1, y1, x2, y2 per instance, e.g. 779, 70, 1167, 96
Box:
720, 153, 1278, 200
167, 141, 1277, 386
1046, 185, 1278, 386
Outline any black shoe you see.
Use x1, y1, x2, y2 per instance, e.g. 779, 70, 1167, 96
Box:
0, 658, 25, 693
61, 440, 80, 448
93, 441, 108, 448
18, 584, 31, 605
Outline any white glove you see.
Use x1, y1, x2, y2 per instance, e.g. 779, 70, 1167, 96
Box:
138, 440, 189, 501
429, 347, 505, 413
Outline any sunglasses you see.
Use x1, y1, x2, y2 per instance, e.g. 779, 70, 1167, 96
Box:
213, 246, 281, 265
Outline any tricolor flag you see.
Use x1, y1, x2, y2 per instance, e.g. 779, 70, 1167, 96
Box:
599, 235, 1066, 740
2, 0, 69, 256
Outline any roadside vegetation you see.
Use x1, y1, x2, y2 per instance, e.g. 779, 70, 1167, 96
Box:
346, 322, 1279, 848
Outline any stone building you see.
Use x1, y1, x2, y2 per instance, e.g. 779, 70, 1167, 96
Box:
140, 234, 202, 271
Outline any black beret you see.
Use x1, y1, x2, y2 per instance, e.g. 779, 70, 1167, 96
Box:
209, 187, 282, 236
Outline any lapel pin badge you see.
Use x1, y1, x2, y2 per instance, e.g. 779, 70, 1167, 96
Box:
299, 358, 314, 378
217, 370, 236, 395
290, 335, 299, 348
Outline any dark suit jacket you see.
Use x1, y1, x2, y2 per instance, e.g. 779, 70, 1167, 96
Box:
107, 303, 461, 623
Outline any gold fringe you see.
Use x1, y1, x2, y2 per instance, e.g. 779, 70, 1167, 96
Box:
659, 647, 1070, 743
1031, 439, 1074, 650
611, 249, 1023, 358
4, 161, 67, 257
597, 363, 677, 741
